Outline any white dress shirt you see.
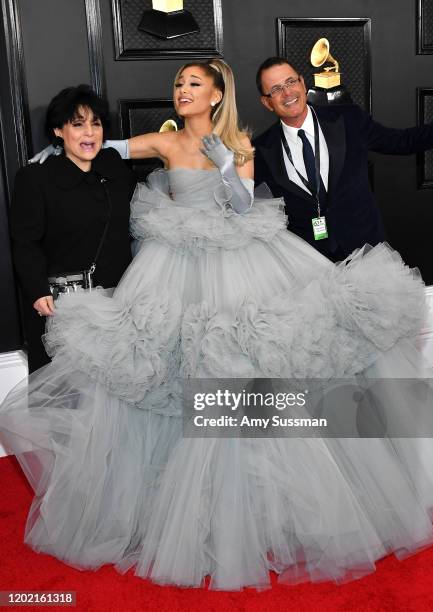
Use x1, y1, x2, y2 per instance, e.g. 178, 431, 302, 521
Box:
280, 105, 329, 195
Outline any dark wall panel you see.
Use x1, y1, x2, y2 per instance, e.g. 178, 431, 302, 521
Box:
19, 0, 92, 151
100, 0, 182, 137
0, 121, 21, 352
0, 0, 29, 351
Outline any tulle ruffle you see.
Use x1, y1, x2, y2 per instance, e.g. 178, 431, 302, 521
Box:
130, 169, 286, 252
44, 288, 182, 411
44, 243, 426, 393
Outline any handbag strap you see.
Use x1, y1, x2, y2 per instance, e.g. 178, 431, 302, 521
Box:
89, 178, 112, 274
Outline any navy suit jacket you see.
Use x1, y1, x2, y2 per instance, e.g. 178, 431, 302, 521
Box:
253, 104, 433, 259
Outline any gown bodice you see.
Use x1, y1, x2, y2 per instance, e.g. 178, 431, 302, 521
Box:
166, 168, 225, 205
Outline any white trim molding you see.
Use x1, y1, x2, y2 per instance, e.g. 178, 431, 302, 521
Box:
0, 350, 27, 456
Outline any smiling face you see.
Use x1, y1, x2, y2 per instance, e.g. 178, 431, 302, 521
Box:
173, 65, 222, 119
259, 63, 308, 128
54, 106, 103, 171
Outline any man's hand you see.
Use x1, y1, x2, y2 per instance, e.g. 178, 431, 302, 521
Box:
33, 295, 55, 316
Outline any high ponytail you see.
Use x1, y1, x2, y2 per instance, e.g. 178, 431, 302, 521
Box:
173, 59, 254, 166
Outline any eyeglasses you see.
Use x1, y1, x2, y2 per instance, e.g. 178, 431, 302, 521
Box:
263, 76, 302, 98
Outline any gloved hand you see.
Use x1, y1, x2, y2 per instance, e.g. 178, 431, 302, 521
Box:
201, 134, 253, 214
201, 133, 234, 172
29, 144, 62, 164
104, 140, 130, 159
28, 139, 131, 164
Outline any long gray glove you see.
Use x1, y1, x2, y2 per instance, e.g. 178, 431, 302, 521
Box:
29, 144, 62, 164
28, 139, 130, 164
201, 134, 253, 214
104, 140, 130, 159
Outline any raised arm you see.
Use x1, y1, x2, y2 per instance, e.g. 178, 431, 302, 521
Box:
30, 131, 171, 165
351, 105, 433, 155
127, 131, 169, 161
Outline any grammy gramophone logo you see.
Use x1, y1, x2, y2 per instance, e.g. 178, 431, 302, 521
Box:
138, 0, 200, 39
306, 37, 352, 105
159, 119, 178, 132
310, 38, 341, 89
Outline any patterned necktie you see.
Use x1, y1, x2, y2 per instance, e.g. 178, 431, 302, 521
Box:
297, 128, 317, 195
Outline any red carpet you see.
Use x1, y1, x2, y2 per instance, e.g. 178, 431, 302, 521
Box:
1, 455, 433, 612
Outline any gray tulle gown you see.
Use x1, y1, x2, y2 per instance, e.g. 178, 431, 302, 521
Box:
2, 168, 433, 590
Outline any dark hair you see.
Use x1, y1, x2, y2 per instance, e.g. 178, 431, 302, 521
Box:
256, 57, 299, 95
44, 84, 110, 143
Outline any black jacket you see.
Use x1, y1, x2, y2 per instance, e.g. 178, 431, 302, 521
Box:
253, 104, 433, 259
10, 147, 136, 303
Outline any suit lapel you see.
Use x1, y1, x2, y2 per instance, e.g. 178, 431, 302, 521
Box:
259, 110, 347, 204
316, 109, 346, 197
260, 122, 314, 204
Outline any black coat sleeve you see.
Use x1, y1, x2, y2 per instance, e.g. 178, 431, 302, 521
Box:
356, 106, 433, 154
9, 166, 51, 304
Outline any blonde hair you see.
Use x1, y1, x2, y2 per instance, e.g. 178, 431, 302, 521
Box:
173, 59, 254, 166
